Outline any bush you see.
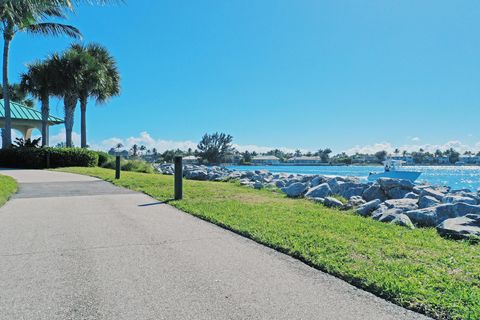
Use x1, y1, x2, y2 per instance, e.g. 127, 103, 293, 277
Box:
0, 147, 99, 169
94, 151, 113, 167
100, 157, 153, 173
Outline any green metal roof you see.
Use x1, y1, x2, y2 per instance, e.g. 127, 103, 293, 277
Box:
0, 99, 63, 124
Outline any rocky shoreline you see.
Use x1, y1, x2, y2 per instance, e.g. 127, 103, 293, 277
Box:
155, 164, 480, 240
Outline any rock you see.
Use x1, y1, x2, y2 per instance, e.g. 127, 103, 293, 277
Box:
406, 203, 480, 227
442, 195, 477, 205
305, 183, 332, 199
372, 208, 404, 221
386, 187, 411, 199
404, 207, 438, 227
420, 187, 448, 202
281, 182, 308, 198
377, 178, 414, 191
418, 195, 440, 209
310, 176, 326, 187
390, 214, 415, 229
436, 214, 480, 240
338, 182, 366, 199
323, 197, 344, 208
185, 170, 209, 180
252, 181, 264, 189
382, 198, 418, 212
362, 184, 387, 202
327, 178, 343, 194
275, 180, 286, 189
356, 199, 382, 217
348, 196, 366, 207
404, 192, 419, 200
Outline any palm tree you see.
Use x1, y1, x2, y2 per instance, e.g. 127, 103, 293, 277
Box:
68, 43, 120, 148
0, 0, 81, 149
20, 59, 56, 146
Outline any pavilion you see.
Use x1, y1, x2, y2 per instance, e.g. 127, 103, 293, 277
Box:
0, 99, 63, 145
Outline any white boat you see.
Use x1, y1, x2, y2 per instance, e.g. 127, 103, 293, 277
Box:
368, 159, 421, 182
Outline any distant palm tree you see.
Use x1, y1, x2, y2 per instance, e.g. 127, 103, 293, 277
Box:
20, 59, 56, 146
0, 0, 81, 149
68, 43, 120, 148
394, 148, 400, 155
131, 144, 139, 157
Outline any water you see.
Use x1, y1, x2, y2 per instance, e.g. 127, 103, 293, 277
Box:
227, 165, 480, 191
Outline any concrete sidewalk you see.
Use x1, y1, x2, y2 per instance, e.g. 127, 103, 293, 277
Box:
0, 169, 430, 320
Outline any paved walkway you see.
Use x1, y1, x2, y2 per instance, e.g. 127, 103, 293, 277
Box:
0, 169, 430, 320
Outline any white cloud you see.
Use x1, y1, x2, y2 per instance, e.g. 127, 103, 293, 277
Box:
49, 129, 81, 147
343, 140, 478, 155
411, 137, 420, 142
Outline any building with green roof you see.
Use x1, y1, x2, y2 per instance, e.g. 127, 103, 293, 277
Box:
0, 99, 63, 145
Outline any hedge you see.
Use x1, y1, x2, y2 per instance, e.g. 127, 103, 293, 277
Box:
0, 147, 99, 169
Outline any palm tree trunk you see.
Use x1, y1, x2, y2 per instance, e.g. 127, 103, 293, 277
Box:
2, 35, 11, 149
80, 95, 87, 148
64, 94, 77, 147
40, 93, 49, 147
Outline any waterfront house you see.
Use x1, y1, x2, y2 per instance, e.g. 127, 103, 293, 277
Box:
251, 155, 281, 165
183, 155, 200, 164
287, 156, 324, 165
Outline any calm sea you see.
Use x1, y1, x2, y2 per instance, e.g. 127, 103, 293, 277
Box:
227, 165, 480, 191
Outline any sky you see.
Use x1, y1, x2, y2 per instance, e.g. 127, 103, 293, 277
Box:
5, 0, 480, 154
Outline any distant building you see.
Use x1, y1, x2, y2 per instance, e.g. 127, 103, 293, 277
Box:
459, 155, 480, 165
437, 156, 450, 164
286, 156, 324, 165
351, 154, 378, 163
183, 155, 199, 164
108, 148, 129, 158
251, 155, 281, 165
391, 155, 414, 165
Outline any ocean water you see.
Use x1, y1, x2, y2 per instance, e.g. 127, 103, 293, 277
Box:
227, 165, 480, 191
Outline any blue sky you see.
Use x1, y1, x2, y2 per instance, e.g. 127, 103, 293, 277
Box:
6, 0, 480, 153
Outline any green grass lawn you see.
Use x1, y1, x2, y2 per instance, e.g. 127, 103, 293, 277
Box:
57, 167, 480, 320
0, 174, 17, 207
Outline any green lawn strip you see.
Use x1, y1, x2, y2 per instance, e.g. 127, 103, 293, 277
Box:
56, 167, 480, 320
0, 174, 17, 207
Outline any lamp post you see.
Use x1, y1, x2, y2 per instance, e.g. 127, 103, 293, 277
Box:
174, 156, 183, 200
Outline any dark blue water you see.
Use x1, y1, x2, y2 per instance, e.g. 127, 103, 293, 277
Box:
227, 165, 480, 191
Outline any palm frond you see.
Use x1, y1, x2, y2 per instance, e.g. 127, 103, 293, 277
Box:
26, 22, 81, 39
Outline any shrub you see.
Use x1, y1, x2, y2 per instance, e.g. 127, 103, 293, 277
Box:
0, 147, 99, 169
100, 157, 154, 173
94, 151, 113, 167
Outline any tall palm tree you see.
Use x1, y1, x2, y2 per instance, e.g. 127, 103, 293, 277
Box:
49, 50, 83, 147
0, 0, 81, 149
20, 59, 55, 146
68, 43, 120, 148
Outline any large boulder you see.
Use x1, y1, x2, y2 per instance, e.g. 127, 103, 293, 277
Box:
275, 180, 286, 189
310, 175, 327, 187
323, 197, 344, 208
436, 214, 480, 240
305, 183, 332, 199
386, 187, 411, 199
405, 203, 480, 227
442, 195, 477, 205
383, 198, 418, 212
356, 199, 381, 217
327, 178, 343, 194
362, 184, 387, 202
337, 182, 366, 199
418, 195, 440, 209
185, 170, 209, 180
281, 182, 308, 198
348, 196, 366, 207
391, 214, 415, 229
404, 192, 419, 200
420, 187, 448, 202
377, 178, 414, 191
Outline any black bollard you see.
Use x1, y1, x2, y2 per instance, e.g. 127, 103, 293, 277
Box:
115, 155, 121, 179
174, 156, 183, 200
